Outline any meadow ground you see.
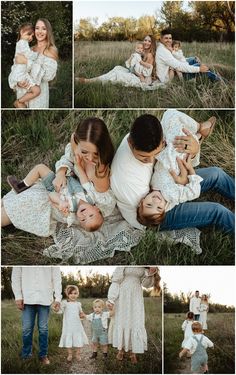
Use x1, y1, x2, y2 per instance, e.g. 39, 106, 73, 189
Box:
1, 59, 72, 109
164, 313, 235, 374
1, 297, 162, 374
74, 41, 234, 108
1, 109, 234, 266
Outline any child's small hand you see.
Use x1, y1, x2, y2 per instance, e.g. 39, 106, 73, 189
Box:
51, 302, 60, 312
59, 200, 69, 213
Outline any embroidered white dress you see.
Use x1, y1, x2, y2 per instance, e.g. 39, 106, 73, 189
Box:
8, 39, 39, 90
14, 54, 57, 108
151, 109, 203, 212
107, 267, 154, 353
181, 320, 193, 347
199, 303, 208, 330
125, 52, 153, 82
58, 300, 89, 348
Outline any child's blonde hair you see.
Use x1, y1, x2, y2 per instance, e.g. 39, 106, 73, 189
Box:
136, 41, 144, 49
65, 285, 79, 299
186, 311, 194, 320
192, 321, 203, 333
93, 299, 105, 309
172, 40, 181, 48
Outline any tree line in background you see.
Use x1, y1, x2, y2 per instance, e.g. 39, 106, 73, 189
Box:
164, 284, 235, 313
1, 1, 72, 63
1, 268, 154, 300
75, 1, 235, 42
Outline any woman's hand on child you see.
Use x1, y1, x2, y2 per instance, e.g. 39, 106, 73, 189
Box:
15, 54, 28, 64
58, 200, 69, 214
79, 311, 86, 319
106, 301, 114, 311
17, 80, 29, 89
53, 171, 67, 192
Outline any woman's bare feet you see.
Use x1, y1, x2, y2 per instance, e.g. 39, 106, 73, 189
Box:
75, 77, 90, 83
130, 353, 137, 364
116, 350, 124, 361
199, 116, 216, 142
14, 99, 27, 108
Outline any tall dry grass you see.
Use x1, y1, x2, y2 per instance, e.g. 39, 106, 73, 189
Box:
74, 41, 234, 108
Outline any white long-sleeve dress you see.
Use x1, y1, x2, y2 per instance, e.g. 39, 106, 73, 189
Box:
9, 51, 57, 108
151, 110, 203, 212
107, 267, 155, 353
58, 300, 89, 348
199, 303, 208, 330
181, 319, 193, 347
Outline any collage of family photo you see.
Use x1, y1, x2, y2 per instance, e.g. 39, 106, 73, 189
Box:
0, 0, 235, 374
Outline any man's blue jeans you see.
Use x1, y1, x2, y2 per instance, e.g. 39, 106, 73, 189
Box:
160, 167, 235, 233
194, 314, 200, 321
21, 304, 50, 359
184, 57, 221, 81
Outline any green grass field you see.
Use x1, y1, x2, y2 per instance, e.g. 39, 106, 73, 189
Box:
1, 109, 234, 266
74, 41, 234, 108
1, 297, 162, 374
1, 59, 72, 109
164, 313, 235, 374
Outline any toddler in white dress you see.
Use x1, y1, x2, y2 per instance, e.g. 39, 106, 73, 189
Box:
8, 23, 41, 108
169, 40, 201, 80
137, 110, 216, 227
125, 42, 153, 83
53, 285, 89, 362
181, 311, 194, 348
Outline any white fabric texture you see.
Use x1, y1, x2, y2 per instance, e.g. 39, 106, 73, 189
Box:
184, 334, 214, 354
107, 267, 154, 353
181, 320, 194, 347
156, 43, 200, 83
86, 311, 110, 329
11, 266, 62, 305
189, 296, 201, 314
151, 109, 202, 211
111, 134, 153, 230
172, 49, 186, 63
125, 52, 153, 78
199, 303, 208, 330
58, 301, 89, 348
20, 54, 57, 108
55, 143, 116, 217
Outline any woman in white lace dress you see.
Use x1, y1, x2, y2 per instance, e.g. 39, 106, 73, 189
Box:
107, 266, 161, 364
11, 18, 58, 108
77, 35, 156, 89
199, 294, 209, 331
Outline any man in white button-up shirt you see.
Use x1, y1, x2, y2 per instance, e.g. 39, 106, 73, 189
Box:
156, 29, 217, 83
189, 291, 201, 321
11, 267, 62, 364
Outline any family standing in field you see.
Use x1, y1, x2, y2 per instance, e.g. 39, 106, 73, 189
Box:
2, 110, 235, 263
77, 30, 223, 89
11, 266, 160, 365
179, 291, 213, 374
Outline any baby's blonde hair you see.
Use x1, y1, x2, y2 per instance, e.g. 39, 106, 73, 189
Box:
192, 321, 203, 333
93, 299, 105, 309
65, 285, 79, 299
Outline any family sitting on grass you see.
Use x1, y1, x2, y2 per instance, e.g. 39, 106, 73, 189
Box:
2, 110, 234, 262
179, 291, 213, 374
11, 266, 159, 365
77, 29, 223, 88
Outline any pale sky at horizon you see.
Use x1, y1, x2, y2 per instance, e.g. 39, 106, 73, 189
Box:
74, 0, 190, 25
60, 266, 235, 307
162, 266, 235, 307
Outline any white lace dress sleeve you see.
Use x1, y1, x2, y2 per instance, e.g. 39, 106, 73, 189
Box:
55, 143, 75, 175
107, 267, 125, 303
27, 54, 57, 108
